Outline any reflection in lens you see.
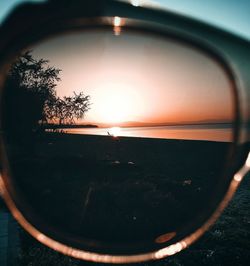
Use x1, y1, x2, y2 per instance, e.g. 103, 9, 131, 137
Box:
2, 29, 234, 253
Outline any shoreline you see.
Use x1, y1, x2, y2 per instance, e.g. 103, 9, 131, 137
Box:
45, 130, 233, 143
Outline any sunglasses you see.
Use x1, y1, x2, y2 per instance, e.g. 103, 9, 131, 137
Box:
0, 0, 249, 264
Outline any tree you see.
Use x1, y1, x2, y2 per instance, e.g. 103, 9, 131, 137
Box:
2, 51, 91, 142
45, 92, 91, 125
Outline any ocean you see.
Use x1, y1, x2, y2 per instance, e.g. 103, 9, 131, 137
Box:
63, 124, 233, 142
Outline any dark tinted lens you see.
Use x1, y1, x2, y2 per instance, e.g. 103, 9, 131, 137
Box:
2, 28, 235, 253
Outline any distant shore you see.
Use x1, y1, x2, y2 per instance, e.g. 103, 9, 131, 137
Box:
44, 124, 98, 129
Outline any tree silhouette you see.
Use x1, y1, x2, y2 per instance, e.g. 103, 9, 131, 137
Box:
3, 51, 91, 142
46, 92, 91, 125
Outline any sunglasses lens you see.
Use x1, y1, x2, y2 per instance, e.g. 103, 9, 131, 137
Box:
1, 28, 235, 253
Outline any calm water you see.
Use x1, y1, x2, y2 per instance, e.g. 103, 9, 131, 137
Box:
63, 124, 233, 142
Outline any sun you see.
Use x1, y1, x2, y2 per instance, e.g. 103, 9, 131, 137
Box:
98, 92, 131, 123
93, 82, 143, 124
107, 127, 121, 137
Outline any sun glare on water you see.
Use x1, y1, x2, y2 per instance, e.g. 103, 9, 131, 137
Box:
108, 127, 121, 137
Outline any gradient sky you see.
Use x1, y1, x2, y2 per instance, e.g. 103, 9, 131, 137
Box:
136, 0, 250, 40
31, 29, 233, 125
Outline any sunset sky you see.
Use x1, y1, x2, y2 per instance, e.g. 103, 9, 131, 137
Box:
32, 29, 234, 126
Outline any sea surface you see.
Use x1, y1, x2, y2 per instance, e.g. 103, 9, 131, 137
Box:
63, 124, 233, 142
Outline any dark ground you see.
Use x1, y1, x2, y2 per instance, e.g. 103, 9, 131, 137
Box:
15, 172, 250, 266
2, 133, 249, 265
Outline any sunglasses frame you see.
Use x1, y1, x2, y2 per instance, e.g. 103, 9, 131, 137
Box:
0, 0, 249, 263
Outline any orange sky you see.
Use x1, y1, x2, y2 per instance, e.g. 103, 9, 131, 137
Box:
32, 29, 234, 126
